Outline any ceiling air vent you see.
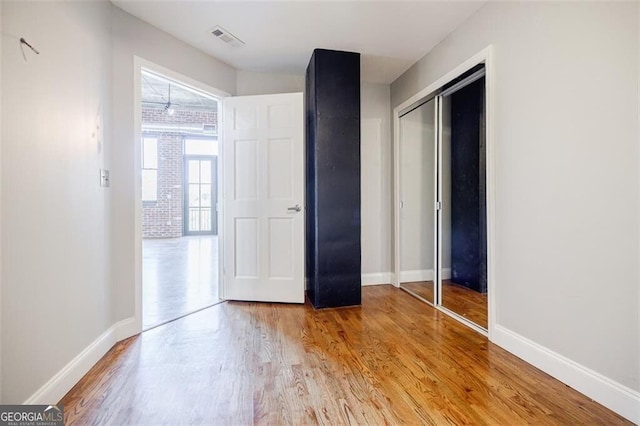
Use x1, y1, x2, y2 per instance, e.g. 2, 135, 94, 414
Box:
210, 26, 244, 48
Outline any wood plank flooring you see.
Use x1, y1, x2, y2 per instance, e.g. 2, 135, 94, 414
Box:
401, 280, 488, 329
60, 285, 629, 425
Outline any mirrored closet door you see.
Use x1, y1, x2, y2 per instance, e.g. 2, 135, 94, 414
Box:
438, 70, 487, 330
399, 99, 436, 304
398, 65, 488, 332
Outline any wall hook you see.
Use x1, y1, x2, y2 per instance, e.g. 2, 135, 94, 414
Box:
20, 38, 39, 54
19, 37, 40, 62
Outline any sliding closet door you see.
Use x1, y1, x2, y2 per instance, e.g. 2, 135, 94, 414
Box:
438, 75, 488, 329
399, 100, 436, 304
396, 65, 489, 332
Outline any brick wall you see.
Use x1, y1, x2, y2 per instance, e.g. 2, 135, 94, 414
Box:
142, 106, 217, 239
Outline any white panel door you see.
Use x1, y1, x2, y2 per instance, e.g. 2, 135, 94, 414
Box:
223, 93, 304, 303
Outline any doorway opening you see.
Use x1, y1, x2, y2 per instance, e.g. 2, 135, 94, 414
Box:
140, 68, 222, 330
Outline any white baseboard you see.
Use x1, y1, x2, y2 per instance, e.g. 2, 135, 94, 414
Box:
116, 316, 140, 341
361, 273, 392, 286
361, 269, 455, 287
493, 325, 640, 424
400, 269, 433, 282
24, 317, 138, 405
399, 268, 451, 283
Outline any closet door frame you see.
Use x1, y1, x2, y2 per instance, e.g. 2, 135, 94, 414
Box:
393, 46, 495, 338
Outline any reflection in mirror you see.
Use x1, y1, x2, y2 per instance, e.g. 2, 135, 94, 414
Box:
399, 99, 436, 304
440, 75, 488, 329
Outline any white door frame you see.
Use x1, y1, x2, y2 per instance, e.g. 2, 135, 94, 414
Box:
133, 56, 230, 332
392, 46, 496, 339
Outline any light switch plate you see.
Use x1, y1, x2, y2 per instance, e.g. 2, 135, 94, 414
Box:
100, 169, 110, 187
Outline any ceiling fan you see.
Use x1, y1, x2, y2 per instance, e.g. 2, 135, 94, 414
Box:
164, 85, 176, 115
142, 78, 181, 115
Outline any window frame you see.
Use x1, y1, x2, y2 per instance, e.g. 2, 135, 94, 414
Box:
183, 135, 218, 157
141, 135, 159, 203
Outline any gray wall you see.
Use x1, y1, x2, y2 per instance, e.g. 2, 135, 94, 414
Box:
236, 70, 304, 96
361, 83, 392, 280
0, 0, 4, 402
392, 1, 639, 393
1, 1, 114, 403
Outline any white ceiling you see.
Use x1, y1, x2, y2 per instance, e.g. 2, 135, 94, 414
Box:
111, 1, 485, 84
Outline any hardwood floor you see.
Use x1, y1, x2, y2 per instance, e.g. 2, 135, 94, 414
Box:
60, 285, 629, 425
401, 280, 435, 303
402, 280, 488, 329
143, 235, 219, 329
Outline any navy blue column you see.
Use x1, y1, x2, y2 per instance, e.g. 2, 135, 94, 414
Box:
450, 77, 487, 293
305, 49, 361, 309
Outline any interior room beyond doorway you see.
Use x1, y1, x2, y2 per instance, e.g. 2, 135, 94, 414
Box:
140, 69, 221, 329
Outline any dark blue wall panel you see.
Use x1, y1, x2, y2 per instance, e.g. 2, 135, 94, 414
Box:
305, 49, 361, 309
450, 77, 487, 293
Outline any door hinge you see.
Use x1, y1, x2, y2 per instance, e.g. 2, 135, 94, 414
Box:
436, 201, 442, 211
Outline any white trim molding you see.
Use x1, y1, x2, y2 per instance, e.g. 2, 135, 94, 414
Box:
23, 318, 137, 405
493, 325, 640, 424
361, 273, 393, 286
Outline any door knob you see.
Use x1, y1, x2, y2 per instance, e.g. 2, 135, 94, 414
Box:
287, 204, 302, 212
